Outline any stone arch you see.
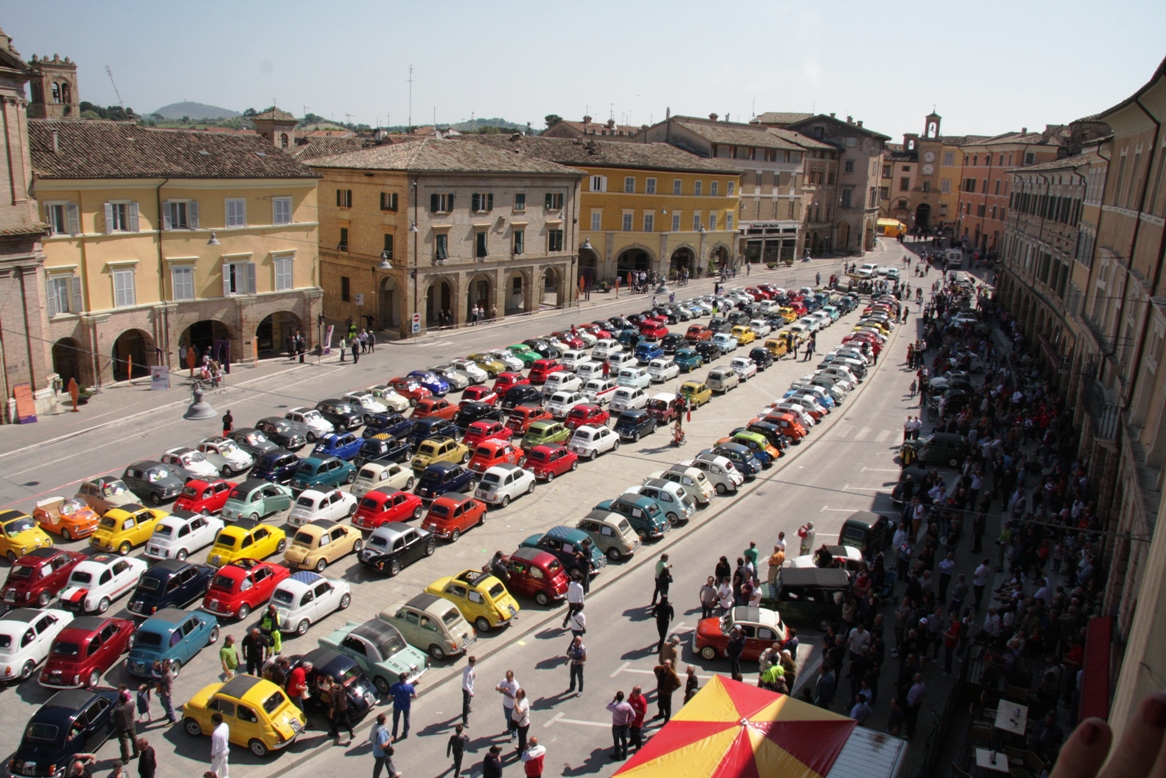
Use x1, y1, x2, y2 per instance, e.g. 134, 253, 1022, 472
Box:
837, 222, 850, 250
578, 246, 599, 291
541, 266, 563, 307
379, 276, 402, 330
112, 329, 154, 381
466, 272, 495, 320
256, 311, 302, 359
616, 244, 655, 280
709, 244, 730, 273
180, 320, 233, 366
670, 245, 696, 277
426, 276, 455, 326
52, 337, 85, 388
915, 203, 932, 230
280, 133, 290, 148
505, 269, 531, 315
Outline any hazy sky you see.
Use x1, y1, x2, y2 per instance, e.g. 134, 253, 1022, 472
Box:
3, 0, 1163, 141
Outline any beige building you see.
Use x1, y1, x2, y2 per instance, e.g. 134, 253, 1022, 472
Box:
307, 137, 584, 336
542, 116, 641, 139
878, 112, 976, 235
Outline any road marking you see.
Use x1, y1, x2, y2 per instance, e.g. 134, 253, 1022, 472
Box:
855, 426, 872, 440
874, 430, 892, 443
617, 667, 715, 682
862, 467, 902, 473
610, 661, 630, 678
820, 505, 861, 513
544, 712, 609, 729
843, 484, 887, 492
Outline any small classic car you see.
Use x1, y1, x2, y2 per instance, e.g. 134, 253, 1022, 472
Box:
0, 511, 53, 564
352, 488, 424, 531
174, 479, 233, 516
312, 432, 364, 462
503, 547, 569, 606
0, 608, 74, 682
200, 559, 290, 620
424, 570, 520, 634
32, 498, 100, 541
226, 428, 280, 459
121, 461, 186, 505
58, 555, 148, 614
89, 504, 166, 555
205, 519, 287, 568
9, 688, 121, 776
283, 520, 363, 572
220, 479, 294, 523
379, 593, 476, 661
127, 559, 216, 616
39, 615, 134, 689
75, 477, 137, 515
1, 548, 87, 608
181, 675, 306, 757
143, 510, 223, 561
359, 523, 436, 576
291, 456, 357, 492
160, 447, 220, 481
286, 647, 379, 718
254, 417, 309, 451
421, 495, 487, 541
196, 437, 256, 476
270, 571, 352, 635
318, 619, 428, 693
125, 607, 219, 676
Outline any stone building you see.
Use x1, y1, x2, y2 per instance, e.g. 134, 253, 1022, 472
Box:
252, 106, 298, 150
542, 116, 640, 139
307, 137, 584, 336
26, 52, 78, 120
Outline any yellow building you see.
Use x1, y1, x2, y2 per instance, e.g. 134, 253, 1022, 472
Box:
466, 135, 742, 283
30, 120, 321, 386
881, 112, 974, 235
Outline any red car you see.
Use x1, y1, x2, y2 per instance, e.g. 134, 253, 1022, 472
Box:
39, 616, 135, 689
411, 398, 458, 421
388, 377, 433, 404
460, 386, 498, 407
201, 559, 290, 620
1, 548, 87, 608
693, 608, 788, 661
463, 420, 513, 449
174, 479, 233, 515
504, 547, 569, 606
639, 321, 668, 340
564, 404, 610, 431
521, 444, 578, 482
421, 495, 487, 542
505, 405, 553, 435
685, 325, 712, 342
493, 372, 530, 393
528, 359, 565, 385
585, 324, 612, 339
468, 440, 524, 473
551, 331, 585, 350
352, 488, 424, 530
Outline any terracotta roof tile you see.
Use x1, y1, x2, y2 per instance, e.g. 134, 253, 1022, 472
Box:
462, 134, 743, 175
754, 112, 814, 126
252, 107, 296, 122
669, 118, 805, 151
306, 137, 584, 176
290, 137, 373, 161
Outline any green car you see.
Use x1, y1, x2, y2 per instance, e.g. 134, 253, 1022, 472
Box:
505, 344, 539, 367
674, 348, 704, 373
521, 420, 571, 450
318, 618, 429, 693
220, 478, 294, 522
291, 456, 357, 493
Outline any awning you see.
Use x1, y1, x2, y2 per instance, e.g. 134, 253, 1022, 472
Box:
1080, 615, 1112, 721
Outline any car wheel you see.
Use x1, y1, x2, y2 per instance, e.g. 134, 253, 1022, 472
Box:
606, 547, 623, 562
18, 660, 34, 680
345, 471, 356, 485
633, 432, 640, 442
86, 669, 101, 688
428, 644, 447, 661
35, 589, 50, 607
535, 591, 550, 606
183, 718, 203, 737
249, 512, 260, 522
374, 676, 391, 695
424, 540, 436, 557
388, 559, 403, 577
208, 625, 220, 645
636, 528, 648, 541
412, 505, 423, 520
450, 529, 461, 543
235, 603, 251, 621
150, 492, 166, 506
613, 439, 620, 451
715, 483, 728, 495
545, 470, 556, 483
249, 739, 270, 758
819, 617, 832, 632
307, 432, 317, 443
500, 495, 510, 509
60, 528, 72, 542
339, 593, 351, 610
700, 645, 718, 661
97, 597, 110, 614
406, 477, 415, 490
461, 450, 471, 463
666, 512, 680, 527
221, 465, 236, 478
276, 539, 287, 553
474, 616, 492, 633
314, 558, 327, 573
169, 659, 182, 676
118, 541, 132, 556
296, 619, 310, 636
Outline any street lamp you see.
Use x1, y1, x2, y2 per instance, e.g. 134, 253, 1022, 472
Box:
206, 231, 220, 246
183, 382, 216, 420
378, 250, 393, 270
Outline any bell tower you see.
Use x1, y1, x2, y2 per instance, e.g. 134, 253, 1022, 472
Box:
251, 106, 298, 150
924, 111, 941, 140
27, 53, 79, 119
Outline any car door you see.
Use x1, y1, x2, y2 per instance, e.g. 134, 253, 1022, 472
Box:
329, 526, 349, 556
443, 582, 469, 614
297, 588, 316, 624
79, 695, 112, 749
398, 607, 421, 646
313, 581, 334, 618
179, 615, 203, 662
401, 530, 425, 566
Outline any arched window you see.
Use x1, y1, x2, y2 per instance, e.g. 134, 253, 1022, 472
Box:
51, 82, 61, 102
61, 83, 71, 104
280, 133, 289, 148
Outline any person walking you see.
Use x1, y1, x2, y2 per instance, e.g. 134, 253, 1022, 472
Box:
351, 338, 360, 364
973, 558, 991, 610
653, 660, 681, 722
942, 617, 961, 677
727, 627, 746, 679
446, 724, 469, 776
496, 670, 520, 741
937, 552, 955, 604
114, 691, 138, 763
511, 688, 531, 755
566, 636, 587, 696
389, 673, 416, 741
328, 674, 355, 743
904, 674, 926, 738
607, 690, 634, 760
241, 627, 270, 677
218, 635, 239, 681
221, 410, 233, 437
649, 595, 674, 652
135, 683, 152, 724
650, 554, 671, 606
520, 737, 546, 778
210, 713, 230, 778
136, 739, 155, 778
461, 655, 476, 727
259, 604, 283, 656
370, 713, 399, 778
627, 686, 648, 752
287, 660, 311, 712
155, 659, 177, 725
563, 572, 585, 627
814, 663, 837, 709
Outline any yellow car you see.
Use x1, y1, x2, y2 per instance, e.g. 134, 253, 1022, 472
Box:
206, 519, 287, 568
90, 505, 167, 555
467, 353, 506, 378
182, 675, 306, 758
777, 308, 798, 323
283, 519, 363, 572
0, 509, 52, 563
410, 436, 470, 473
763, 337, 789, 359
425, 569, 520, 633
679, 381, 712, 409
730, 326, 756, 346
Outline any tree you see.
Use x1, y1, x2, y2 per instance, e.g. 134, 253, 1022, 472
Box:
476, 125, 501, 134
242, 107, 257, 117
545, 114, 562, 128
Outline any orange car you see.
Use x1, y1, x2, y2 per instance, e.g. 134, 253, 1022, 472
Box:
505, 406, 553, 436
752, 411, 807, 443
411, 398, 459, 421
467, 439, 524, 474
33, 497, 100, 541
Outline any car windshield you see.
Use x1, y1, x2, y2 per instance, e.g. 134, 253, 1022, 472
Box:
486, 583, 506, 600
292, 532, 315, 547
7, 565, 33, 579
428, 503, 449, 518
134, 631, 163, 648
99, 517, 118, 529
210, 574, 236, 591
419, 472, 442, 485
4, 517, 35, 535
153, 524, 174, 538
295, 496, 317, 508
136, 577, 160, 591
70, 571, 93, 585
24, 723, 59, 742
215, 534, 239, 548
180, 486, 201, 498
481, 473, 501, 484
368, 535, 388, 550
51, 641, 81, 656
272, 589, 296, 605
262, 691, 285, 714
526, 450, 546, 462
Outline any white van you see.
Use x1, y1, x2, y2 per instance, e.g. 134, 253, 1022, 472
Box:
706, 367, 740, 394
616, 366, 651, 390
944, 248, 964, 268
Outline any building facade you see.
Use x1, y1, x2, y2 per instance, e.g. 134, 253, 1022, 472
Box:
308, 137, 584, 336
878, 113, 970, 236
30, 120, 322, 386
26, 53, 78, 120
542, 116, 640, 139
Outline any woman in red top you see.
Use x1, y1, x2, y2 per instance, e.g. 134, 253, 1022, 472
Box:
627, 686, 648, 753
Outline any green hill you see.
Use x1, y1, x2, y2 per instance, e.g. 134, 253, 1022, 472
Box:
151, 101, 240, 120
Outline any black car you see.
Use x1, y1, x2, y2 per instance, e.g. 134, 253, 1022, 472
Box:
415, 463, 476, 502
744, 421, 790, 452
315, 399, 366, 431
454, 402, 505, 430
227, 428, 280, 459
127, 558, 215, 617
355, 435, 411, 467
362, 412, 414, 440
660, 333, 686, 354
250, 449, 301, 484
255, 417, 308, 451
707, 317, 731, 334
121, 461, 185, 505
613, 409, 658, 442
608, 316, 633, 331
11, 688, 120, 778
749, 347, 774, 371
694, 341, 723, 363
407, 419, 460, 449
289, 647, 379, 718
501, 385, 544, 411
359, 522, 436, 575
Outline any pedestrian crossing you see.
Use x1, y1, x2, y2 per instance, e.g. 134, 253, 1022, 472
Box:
828, 425, 899, 442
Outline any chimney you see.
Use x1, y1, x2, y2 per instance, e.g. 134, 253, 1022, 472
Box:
709, 113, 719, 121
725, 113, 730, 122
857, 120, 863, 128
1021, 127, 1027, 135
606, 118, 615, 129
51, 130, 59, 153
830, 112, 836, 118
582, 115, 592, 125
847, 115, 854, 124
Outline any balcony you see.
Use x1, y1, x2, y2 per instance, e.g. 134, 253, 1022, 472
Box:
1082, 370, 1119, 442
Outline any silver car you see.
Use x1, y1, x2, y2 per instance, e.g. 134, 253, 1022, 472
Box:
197, 437, 255, 477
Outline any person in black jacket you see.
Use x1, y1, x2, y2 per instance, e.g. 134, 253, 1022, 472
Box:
649, 596, 674, 653
113, 692, 138, 762
136, 740, 156, 778
482, 744, 504, 778
726, 628, 746, 679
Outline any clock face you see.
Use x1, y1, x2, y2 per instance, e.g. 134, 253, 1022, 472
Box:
923, 164, 934, 175
923, 151, 935, 163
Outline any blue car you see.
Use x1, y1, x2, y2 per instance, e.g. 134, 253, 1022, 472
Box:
634, 342, 664, 365
127, 559, 216, 617
250, 450, 301, 484
313, 432, 364, 461
406, 370, 449, 397
783, 388, 835, 409
707, 443, 762, 478
125, 607, 219, 676
363, 413, 414, 440
12, 688, 121, 778
407, 418, 460, 449
415, 463, 476, 502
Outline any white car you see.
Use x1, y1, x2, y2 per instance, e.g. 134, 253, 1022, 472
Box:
574, 330, 598, 347
488, 349, 525, 372
352, 462, 415, 498
810, 312, 831, 329
626, 480, 696, 524
344, 391, 389, 416
546, 336, 570, 353
474, 464, 537, 508
650, 466, 714, 506
542, 371, 583, 397
818, 365, 859, 387
681, 454, 744, 494
367, 387, 411, 413
788, 391, 830, 416
289, 489, 358, 527
593, 339, 621, 360
749, 320, 772, 338
728, 357, 758, 382
711, 333, 738, 353
647, 359, 680, 383
560, 350, 592, 371
286, 407, 335, 441
196, 438, 254, 477
161, 447, 220, 480
144, 510, 224, 561
0, 608, 73, 682
582, 378, 618, 405
569, 424, 620, 460
796, 316, 821, 333
616, 366, 651, 390
610, 387, 648, 413
773, 402, 816, 429
546, 391, 587, 419
449, 359, 489, 384
270, 572, 352, 635
608, 352, 636, 371
883, 267, 900, 281
58, 554, 148, 614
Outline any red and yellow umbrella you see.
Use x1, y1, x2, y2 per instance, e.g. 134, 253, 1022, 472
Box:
615, 675, 856, 778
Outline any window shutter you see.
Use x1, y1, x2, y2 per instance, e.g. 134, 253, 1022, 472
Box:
430, 193, 439, 212
71, 276, 83, 312
103, 202, 114, 234
246, 262, 257, 294
545, 193, 553, 209
487, 193, 494, 211
46, 278, 58, 317
448, 194, 454, 211
128, 202, 140, 233
223, 265, 233, 297
188, 200, 200, 229
471, 193, 480, 212
65, 203, 80, 235
162, 202, 173, 231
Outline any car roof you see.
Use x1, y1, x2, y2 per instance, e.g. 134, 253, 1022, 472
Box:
543, 525, 588, 542
403, 592, 456, 615
42, 688, 112, 715
232, 478, 270, 494
219, 674, 264, 699
144, 607, 188, 625
779, 567, 851, 587
370, 523, 412, 540
730, 606, 780, 627
289, 571, 324, 586
149, 559, 192, 575
64, 616, 111, 633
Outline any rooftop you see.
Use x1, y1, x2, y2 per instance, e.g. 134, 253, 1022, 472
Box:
252, 106, 296, 123
668, 117, 806, 151
307, 137, 584, 176
753, 112, 815, 126
1008, 153, 1094, 173
463, 134, 743, 175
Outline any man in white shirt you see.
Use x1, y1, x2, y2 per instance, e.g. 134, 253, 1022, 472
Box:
1034, 578, 1053, 605
973, 559, 991, 610
495, 670, 520, 741
562, 574, 585, 628
775, 531, 786, 553
846, 624, 871, 658
461, 655, 476, 727
210, 713, 230, 778
566, 605, 587, 651
983, 607, 1002, 639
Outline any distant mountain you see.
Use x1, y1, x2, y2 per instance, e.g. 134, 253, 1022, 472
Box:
151, 101, 240, 120
449, 117, 530, 133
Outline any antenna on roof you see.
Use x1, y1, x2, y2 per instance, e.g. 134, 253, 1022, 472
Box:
408, 65, 414, 130
104, 65, 126, 115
